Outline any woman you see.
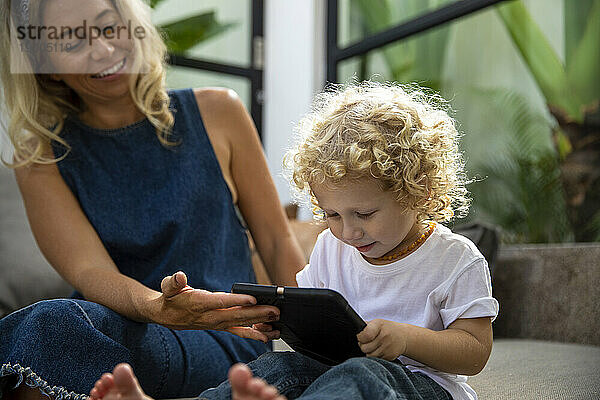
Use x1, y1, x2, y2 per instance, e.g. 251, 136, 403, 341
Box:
0, 0, 305, 399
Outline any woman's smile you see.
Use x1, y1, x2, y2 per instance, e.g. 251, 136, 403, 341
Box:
91, 57, 127, 79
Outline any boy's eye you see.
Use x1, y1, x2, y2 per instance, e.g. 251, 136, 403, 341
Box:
357, 211, 375, 218
324, 212, 339, 219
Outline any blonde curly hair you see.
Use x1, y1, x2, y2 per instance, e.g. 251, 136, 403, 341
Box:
0, 0, 174, 167
284, 81, 471, 223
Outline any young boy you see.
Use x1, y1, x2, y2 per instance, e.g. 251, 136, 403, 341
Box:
90, 82, 499, 400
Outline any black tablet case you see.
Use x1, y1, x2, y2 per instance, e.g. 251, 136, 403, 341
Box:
232, 283, 366, 365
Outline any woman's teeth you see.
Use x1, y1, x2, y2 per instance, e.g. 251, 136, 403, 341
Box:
92, 59, 125, 78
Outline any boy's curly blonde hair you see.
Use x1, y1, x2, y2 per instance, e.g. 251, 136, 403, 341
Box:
284, 81, 470, 223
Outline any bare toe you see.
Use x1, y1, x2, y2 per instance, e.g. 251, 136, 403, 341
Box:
90, 373, 114, 399
260, 385, 279, 400
229, 364, 286, 400
98, 374, 115, 396
112, 364, 151, 400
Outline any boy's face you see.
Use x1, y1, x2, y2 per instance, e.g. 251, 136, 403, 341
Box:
311, 176, 421, 262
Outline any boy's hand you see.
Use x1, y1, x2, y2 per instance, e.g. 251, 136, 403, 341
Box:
357, 319, 408, 361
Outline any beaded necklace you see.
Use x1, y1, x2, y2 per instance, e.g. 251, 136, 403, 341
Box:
374, 222, 435, 262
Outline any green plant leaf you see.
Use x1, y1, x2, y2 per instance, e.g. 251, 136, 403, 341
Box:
565, 0, 594, 64
158, 11, 236, 55
566, 0, 600, 107
466, 88, 573, 243
553, 128, 572, 160
146, 0, 165, 9
496, 1, 584, 122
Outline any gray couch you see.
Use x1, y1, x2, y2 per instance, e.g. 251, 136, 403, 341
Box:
2, 166, 599, 399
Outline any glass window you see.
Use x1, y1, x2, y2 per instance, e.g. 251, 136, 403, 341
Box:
152, 0, 251, 68
166, 66, 251, 109
338, 0, 460, 48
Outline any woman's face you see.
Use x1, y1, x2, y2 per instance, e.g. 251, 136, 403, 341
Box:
41, 0, 135, 103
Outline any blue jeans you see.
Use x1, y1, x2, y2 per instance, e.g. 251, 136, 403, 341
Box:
0, 299, 268, 400
199, 352, 452, 400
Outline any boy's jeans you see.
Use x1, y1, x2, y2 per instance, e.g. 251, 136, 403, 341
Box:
200, 351, 452, 400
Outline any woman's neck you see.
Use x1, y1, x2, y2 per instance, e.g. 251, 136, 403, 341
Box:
78, 96, 145, 129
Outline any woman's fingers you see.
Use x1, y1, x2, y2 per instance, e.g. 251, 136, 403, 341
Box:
226, 326, 281, 342
253, 323, 273, 332
226, 327, 269, 342
196, 290, 257, 309
200, 305, 280, 330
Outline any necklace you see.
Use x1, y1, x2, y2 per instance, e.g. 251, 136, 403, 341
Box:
374, 222, 435, 262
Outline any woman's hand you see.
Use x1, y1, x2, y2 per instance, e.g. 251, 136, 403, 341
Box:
356, 319, 408, 361
252, 322, 281, 342
152, 271, 280, 342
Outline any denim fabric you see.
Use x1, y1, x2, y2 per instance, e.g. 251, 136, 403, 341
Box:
0, 299, 268, 399
199, 352, 452, 400
0, 88, 268, 399
52, 88, 256, 294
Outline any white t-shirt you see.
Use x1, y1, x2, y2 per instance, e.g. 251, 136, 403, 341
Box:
296, 223, 499, 400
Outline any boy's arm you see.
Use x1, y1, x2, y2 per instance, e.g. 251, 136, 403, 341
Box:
357, 317, 493, 376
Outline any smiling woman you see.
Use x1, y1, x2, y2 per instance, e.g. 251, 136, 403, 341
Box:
3, 0, 173, 161
0, 0, 305, 399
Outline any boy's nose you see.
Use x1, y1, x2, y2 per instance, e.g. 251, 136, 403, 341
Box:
341, 223, 363, 241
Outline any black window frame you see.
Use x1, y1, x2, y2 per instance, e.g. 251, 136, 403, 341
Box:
326, 0, 510, 84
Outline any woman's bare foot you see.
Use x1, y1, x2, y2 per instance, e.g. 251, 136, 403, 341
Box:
89, 364, 152, 400
229, 364, 286, 400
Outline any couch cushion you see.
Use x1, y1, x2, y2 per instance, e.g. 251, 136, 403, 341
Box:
275, 339, 600, 399
470, 339, 600, 399
0, 167, 73, 318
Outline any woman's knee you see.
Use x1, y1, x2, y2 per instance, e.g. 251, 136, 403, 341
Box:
6, 299, 88, 329
2, 299, 122, 343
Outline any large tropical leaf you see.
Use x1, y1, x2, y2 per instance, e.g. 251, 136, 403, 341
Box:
158, 11, 237, 55
496, 1, 584, 122
566, 0, 600, 107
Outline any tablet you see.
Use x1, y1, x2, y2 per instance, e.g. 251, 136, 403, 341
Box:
232, 283, 366, 365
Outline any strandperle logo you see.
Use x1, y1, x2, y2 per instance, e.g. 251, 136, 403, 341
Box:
11, 18, 148, 73
16, 20, 146, 48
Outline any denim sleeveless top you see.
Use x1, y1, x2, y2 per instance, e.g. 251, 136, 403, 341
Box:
52, 88, 256, 293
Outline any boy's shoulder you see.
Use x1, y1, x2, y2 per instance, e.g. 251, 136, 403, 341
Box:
435, 224, 483, 254
429, 224, 488, 273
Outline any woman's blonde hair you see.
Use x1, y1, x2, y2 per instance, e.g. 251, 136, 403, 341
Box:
0, 0, 174, 167
285, 81, 471, 223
